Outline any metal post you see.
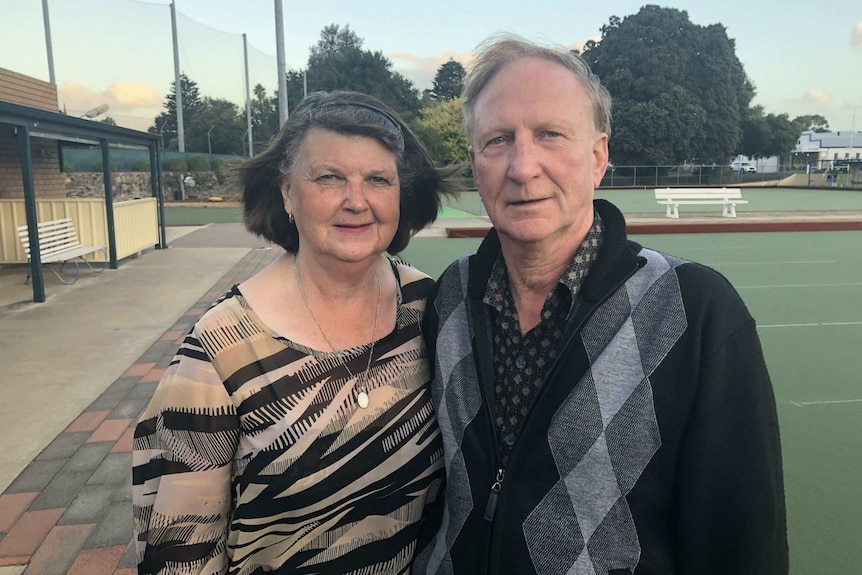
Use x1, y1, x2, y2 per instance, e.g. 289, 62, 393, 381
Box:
303, 69, 307, 99
170, 1, 185, 152
150, 143, 167, 249
275, 0, 288, 126
101, 140, 118, 268
207, 125, 215, 155
41, 0, 56, 85
19, 126, 45, 302
243, 33, 254, 156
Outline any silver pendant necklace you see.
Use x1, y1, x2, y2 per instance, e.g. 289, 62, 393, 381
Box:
293, 256, 380, 409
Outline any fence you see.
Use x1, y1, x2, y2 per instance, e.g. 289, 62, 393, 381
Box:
600, 165, 862, 189
0, 198, 158, 264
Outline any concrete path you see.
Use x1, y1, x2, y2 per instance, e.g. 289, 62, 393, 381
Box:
0, 224, 275, 574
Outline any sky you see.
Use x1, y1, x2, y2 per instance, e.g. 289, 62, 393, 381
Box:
1, 0, 860, 134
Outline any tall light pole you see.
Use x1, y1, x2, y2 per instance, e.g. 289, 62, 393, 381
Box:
170, 1, 185, 152
207, 125, 215, 155
275, 0, 288, 127
41, 0, 56, 85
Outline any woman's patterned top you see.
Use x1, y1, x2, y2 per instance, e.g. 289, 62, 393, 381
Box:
133, 260, 444, 575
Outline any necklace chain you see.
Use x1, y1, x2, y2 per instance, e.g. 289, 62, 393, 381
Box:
293, 256, 380, 404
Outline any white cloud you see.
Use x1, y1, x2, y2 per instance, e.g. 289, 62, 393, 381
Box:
568, 37, 601, 54
802, 89, 831, 106
389, 50, 473, 91
58, 81, 161, 129
853, 19, 862, 45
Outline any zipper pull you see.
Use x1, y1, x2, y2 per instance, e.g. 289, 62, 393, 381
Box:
483, 468, 506, 521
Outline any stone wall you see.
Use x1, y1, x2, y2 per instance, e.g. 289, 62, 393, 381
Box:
66, 171, 235, 201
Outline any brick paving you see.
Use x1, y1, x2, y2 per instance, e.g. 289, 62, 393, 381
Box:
0, 246, 278, 574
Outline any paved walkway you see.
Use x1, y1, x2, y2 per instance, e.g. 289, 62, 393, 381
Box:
0, 225, 277, 575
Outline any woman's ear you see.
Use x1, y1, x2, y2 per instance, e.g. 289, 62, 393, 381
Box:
281, 180, 292, 215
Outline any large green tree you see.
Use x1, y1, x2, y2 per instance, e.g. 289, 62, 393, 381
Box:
287, 25, 421, 122
791, 114, 830, 133
741, 108, 830, 159
417, 98, 469, 166
250, 84, 279, 153
148, 73, 204, 150
430, 59, 466, 101
184, 98, 246, 155
582, 6, 754, 165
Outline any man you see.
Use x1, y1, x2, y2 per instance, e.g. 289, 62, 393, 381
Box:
415, 36, 787, 575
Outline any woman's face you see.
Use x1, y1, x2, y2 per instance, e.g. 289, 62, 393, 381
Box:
282, 127, 401, 266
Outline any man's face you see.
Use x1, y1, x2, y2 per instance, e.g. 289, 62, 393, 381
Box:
469, 57, 609, 247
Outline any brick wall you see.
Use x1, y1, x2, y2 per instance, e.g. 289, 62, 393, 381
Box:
0, 67, 58, 111
0, 70, 66, 198
0, 127, 67, 199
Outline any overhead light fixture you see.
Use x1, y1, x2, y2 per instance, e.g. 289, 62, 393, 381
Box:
80, 104, 109, 119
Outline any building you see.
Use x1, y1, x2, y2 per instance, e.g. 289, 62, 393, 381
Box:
793, 130, 861, 170
0, 67, 165, 302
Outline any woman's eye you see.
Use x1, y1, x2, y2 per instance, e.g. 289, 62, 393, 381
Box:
370, 176, 391, 185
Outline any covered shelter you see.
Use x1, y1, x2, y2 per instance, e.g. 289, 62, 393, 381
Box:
0, 99, 167, 303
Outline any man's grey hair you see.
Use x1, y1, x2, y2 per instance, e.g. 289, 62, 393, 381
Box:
462, 34, 612, 142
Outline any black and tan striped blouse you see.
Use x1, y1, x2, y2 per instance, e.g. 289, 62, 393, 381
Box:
133, 259, 444, 575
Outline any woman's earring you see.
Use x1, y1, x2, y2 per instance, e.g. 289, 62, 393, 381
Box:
288, 212, 294, 224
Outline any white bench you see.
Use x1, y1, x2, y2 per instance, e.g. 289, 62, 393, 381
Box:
16, 218, 107, 284
655, 187, 748, 219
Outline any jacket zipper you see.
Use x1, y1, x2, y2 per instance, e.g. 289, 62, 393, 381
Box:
483, 258, 644, 569
483, 467, 506, 520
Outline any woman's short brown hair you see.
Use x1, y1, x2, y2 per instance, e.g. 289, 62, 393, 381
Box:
240, 91, 459, 254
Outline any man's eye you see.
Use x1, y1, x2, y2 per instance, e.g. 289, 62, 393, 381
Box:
486, 136, 507, 147
316, 174, 339, 181
545, 131, 561, 138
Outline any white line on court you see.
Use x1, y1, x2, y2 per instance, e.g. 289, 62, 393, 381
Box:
738, 282, 862, 289
790, 399, 862, 407
706, 260, 838, 266
758, 322, 862, 328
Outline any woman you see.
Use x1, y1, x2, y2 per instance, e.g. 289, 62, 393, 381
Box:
133, 91, 458, 574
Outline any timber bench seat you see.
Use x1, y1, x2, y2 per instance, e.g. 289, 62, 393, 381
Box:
655, 187, 748, 219
17, 218, 107, 284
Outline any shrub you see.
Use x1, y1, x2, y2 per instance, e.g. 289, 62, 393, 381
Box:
95, 160, 118, 173
135, 160, 151, 172
63, 163, 75, 173
211, 156, 242, 184
186, 155, 210, 172
166, 157, 187, 171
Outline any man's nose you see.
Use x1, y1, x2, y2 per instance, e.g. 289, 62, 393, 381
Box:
507, 139, 542, 183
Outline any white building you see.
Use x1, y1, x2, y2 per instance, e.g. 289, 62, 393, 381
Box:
793, 130, 861, 169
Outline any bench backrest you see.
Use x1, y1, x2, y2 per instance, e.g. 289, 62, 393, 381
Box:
16, 218, 82, 258
655, 187, 743, 200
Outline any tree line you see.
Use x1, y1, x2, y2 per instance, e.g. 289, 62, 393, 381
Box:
148, 7, 828, 169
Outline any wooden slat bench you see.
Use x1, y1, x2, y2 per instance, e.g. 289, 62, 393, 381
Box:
655, 187, 748, 219
16, 218, 107, 284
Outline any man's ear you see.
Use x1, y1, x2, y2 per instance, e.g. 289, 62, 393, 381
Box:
592, 132, 609, 190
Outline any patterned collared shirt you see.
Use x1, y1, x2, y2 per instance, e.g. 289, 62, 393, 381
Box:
483, 212, 604, 465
